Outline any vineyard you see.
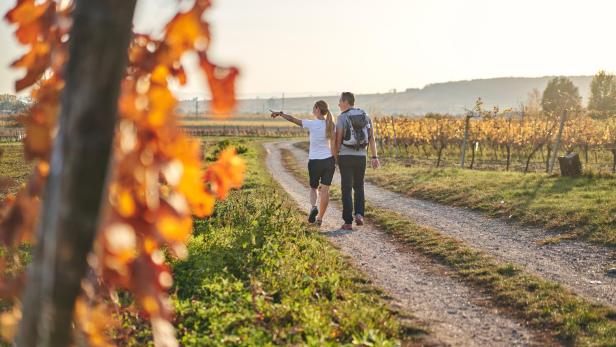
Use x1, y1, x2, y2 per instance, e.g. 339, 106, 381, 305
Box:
373, 113, 616, 173
180, 124, 305, 137
0, 115, 305, 142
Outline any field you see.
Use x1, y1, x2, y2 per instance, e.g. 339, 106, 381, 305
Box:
364, 162, 616, 245
0, 142, 33, 198
0, 114, 307, 141
0, 139, 424, 346
179, 114, 292, 127
3, 134, 616, 345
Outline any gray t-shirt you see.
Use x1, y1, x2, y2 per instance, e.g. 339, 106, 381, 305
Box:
336, 110, 373, 156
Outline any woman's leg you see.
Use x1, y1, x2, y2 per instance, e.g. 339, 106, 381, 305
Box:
317, 185, 330, 221
308, 159, 319, 208
316, 157, 335, 222
310, 187, 318, 207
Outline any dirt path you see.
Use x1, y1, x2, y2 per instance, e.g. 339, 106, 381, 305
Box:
265, 142, 552, 347
281, 141, 616, 308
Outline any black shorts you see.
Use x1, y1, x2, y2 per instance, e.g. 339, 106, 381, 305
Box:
308, 156, 335, 188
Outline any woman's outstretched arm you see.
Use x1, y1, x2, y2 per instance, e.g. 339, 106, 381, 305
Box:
271, 111, 302, 126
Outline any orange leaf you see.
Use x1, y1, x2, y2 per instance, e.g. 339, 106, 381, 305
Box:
24, 120, 52, 161
156, 212, 192, 243
117, 189, 136, 218
204, 148, 245, 199
12, 42, 51, 92
5, 0, 50, 26
147, 86, 176, 127
199, 53, 238, 115
15, 21, 41, 44
164, 8, 210, 60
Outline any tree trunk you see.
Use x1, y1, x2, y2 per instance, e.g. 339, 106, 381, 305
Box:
506, 144, 511, 171
525, 144, 542, 173
16, 1, 137, 346
612, 149, 616, 174
436, 142, 445, 167
545, 144, 551, 173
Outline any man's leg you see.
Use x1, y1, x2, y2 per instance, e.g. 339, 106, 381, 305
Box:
352, 156, 367, 218
338, 156, 354, 225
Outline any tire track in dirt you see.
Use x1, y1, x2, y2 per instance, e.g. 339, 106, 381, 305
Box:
265, 142, 552, 347
284, 141, 616, 308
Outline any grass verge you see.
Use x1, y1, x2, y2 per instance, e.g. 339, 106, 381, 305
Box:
281, 147, 616, 346
120, 139, 424, 346
0, 142, 33, 199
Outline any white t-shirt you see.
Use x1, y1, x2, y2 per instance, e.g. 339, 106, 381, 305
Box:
302, 119, 333, 160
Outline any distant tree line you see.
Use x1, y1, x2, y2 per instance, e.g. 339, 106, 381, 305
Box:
541, 71, 616, 118
0, 94, 29, 114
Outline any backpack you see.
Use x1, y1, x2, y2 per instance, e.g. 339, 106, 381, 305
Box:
342, 108, 370, 150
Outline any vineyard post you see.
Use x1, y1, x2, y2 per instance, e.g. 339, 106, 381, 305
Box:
548, 110, 568, 174
193, 97, 199, 119
16, 0, 137, 346
460, 110, 476, 168
612, 147, 616, 173
506, 112, 512, 171
390, 115, 398, 157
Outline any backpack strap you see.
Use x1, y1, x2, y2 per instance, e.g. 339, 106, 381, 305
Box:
342, 143, 368, 149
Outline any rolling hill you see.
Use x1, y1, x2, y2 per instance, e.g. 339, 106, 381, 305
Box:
178, 76, 594, 116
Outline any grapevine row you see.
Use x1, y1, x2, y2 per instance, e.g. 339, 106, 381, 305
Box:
373, 114, 616, 173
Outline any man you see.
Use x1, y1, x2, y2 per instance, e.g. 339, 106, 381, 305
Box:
333, 92, 380, 230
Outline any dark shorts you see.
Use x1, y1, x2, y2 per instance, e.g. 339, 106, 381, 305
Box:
308, 156, 335, 188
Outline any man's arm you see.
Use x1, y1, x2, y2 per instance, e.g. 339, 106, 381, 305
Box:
333, 127, 343, 161
271, 112, 302, 126
368, 126, 380, 168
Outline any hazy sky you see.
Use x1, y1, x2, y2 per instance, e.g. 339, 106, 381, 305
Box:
2, 0, 616, 99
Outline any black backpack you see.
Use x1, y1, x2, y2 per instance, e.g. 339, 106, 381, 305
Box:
342, 108, 369, 150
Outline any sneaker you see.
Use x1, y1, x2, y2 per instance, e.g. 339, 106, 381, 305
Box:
315, 220, 322, 227
354, 214, 364, 226
340, 224, 353, 231
308, 206, 318, 223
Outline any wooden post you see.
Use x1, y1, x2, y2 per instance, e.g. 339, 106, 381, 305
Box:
460, 111, 474, 168
16, 1, 137, 346
390, 116, 398, 158
548, 110, 568, 174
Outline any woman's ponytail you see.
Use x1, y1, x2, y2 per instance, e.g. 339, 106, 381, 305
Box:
325, 109, 335, 139
315, 100, 335, 139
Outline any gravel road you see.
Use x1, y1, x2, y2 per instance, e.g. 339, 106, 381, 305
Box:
265, 142, 554, 347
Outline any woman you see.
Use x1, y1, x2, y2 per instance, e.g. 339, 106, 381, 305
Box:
271, 100, 336, 226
